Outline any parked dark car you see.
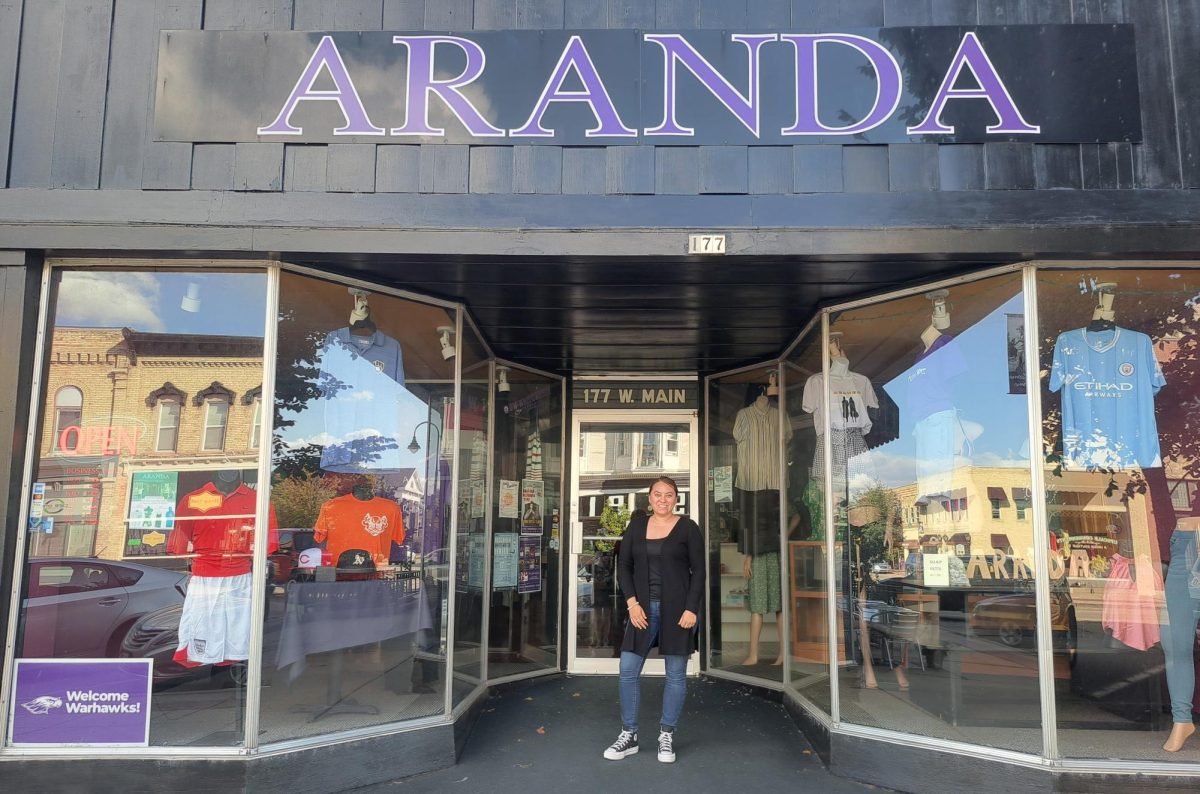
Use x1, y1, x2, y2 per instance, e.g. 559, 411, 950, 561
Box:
21, 557, 189, 659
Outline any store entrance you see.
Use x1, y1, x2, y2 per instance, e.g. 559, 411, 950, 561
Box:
567, 410, 699, 675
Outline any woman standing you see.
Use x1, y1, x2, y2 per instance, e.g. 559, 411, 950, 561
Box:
603, 476, 704, 764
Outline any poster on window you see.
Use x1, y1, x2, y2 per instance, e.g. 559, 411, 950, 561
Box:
469, 479, 485, 519
518, 536, 542, 594
520, 479, 544, 535
499, 479, 519, 519
1006, 313, 1026, 394
129, 472, 179, 531
10, 659, 153, 746
713, 466, 733, 504
492, 532, 519, 589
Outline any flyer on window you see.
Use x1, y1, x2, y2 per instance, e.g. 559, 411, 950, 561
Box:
469, 479, 485, 519
492, 532, 519, 589
518, 536, 542, 594
520, 479, 544, 535
499, 479, 519, 519
713, 466, 733, 503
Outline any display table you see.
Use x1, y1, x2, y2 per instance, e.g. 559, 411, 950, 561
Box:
276, 579, 434, 683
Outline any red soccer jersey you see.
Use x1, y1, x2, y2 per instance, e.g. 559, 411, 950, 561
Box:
166, 482, 279, 577
313, 494, 405, 566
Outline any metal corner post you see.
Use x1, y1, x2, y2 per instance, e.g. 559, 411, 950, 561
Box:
1022, 265, 1060, 762
443, 308, 464, 717
0, 261, 52, 747
821, 310, 840, 726
243, 265, 280, 752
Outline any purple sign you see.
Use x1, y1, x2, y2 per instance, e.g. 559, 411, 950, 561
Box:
9, 660, 153, 746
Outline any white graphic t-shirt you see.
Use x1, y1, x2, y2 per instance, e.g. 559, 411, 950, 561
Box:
802, 370, 878, 434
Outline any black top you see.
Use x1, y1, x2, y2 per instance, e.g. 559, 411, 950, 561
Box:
646, 538, 664, 600
618, 515, 705, 658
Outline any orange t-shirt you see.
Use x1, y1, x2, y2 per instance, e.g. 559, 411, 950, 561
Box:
313, 494, 405, 566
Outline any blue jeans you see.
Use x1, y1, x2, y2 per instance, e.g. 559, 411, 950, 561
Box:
1163, 530, 1200, 723
619, 600, 689, 733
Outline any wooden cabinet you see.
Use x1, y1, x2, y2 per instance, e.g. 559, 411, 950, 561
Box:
789, 541, 845, 663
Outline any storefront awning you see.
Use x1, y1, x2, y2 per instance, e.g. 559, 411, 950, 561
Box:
1012, 487, 1032, 502
919, 534, 939, 545
948, 533, 970, 545
986, 486, 1007, 501
991, 533, 1012, 550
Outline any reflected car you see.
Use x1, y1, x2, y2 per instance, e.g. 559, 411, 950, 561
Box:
970, 590, 1074, 649
118, 603, 195, 685
21, 558, 189, 660
871, 562, 892, 575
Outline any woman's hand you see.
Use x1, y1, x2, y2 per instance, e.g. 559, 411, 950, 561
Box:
628, 602, 648, 630
678, 610, 697, 629
743, 556, 752, 579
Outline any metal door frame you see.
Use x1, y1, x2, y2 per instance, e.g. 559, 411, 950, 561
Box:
567, 409, 700, 676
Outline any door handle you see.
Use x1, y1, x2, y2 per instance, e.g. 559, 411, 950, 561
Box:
98, 597, 121, 606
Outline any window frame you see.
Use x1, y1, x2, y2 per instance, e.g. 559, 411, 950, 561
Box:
156, 398, 181, 452
201, 398, 230, 452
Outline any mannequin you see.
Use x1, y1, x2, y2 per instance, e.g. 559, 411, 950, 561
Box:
319, 288, 407, 472
893, 291, 969, 499
166, 472, 279, 666
802, 339, 899, 688
1163, 515, 1200, 752
732, 377, 791, 666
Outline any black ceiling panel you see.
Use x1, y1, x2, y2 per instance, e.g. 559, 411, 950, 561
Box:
289, 254, 1009, 374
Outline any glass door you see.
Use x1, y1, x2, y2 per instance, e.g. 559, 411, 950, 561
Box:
568, 411, 699, 675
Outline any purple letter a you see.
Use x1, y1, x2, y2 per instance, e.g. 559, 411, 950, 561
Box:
258, 35, 383, 136
908, 32, 1040, 135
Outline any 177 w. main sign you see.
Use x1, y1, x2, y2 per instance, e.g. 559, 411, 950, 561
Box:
154, 26, 1140, 145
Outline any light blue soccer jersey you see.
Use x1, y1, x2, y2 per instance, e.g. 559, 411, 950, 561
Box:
1049, 327, 1165, 470
319, 328, 407, 472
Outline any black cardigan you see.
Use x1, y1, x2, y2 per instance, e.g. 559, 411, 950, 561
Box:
617, 515, 705, 657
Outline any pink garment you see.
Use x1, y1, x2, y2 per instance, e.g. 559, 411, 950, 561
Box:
1101, 554, 1163, 651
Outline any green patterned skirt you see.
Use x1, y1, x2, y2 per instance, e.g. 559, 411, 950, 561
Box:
747, 551, 782, 614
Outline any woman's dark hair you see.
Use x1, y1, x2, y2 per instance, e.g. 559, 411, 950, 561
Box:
648, 476, 679, 497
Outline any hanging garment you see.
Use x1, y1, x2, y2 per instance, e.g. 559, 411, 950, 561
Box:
1101, 553, 1163, 651
1049, 326, 1165, 470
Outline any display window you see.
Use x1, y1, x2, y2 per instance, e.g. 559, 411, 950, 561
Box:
782, 324, 831, 712
488, 365, 563, 679
258, 271, 457, 742
825, 272, 1042, 751
706, 366, 789, 683
10, 267, 270, 748
1037, 268, 1200, 761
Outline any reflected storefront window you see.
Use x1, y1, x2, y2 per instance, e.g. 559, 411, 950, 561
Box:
1038, 269, 1200, 761
707, 368, 788, 681
827, 273, 1042, 753
260, 273, 452, 742
489, 366, 562, 679
12, 268, 268, 748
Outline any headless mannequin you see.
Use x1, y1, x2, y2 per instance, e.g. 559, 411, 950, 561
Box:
1164, 515, 1199, 752
743, 384, 782, 666
213, 469, 241, 495
349, 291, 377, 337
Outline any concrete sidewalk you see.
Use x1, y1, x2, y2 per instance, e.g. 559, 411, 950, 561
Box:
364, 674, 888, 794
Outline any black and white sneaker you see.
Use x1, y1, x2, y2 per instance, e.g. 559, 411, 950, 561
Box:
603, 730, 638, 760
657, 730, 675, 763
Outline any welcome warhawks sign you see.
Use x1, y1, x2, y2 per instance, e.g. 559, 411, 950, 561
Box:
154, 26, 1140, 145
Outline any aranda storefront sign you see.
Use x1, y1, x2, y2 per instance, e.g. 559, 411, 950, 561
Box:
154, 26, 1140, 145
